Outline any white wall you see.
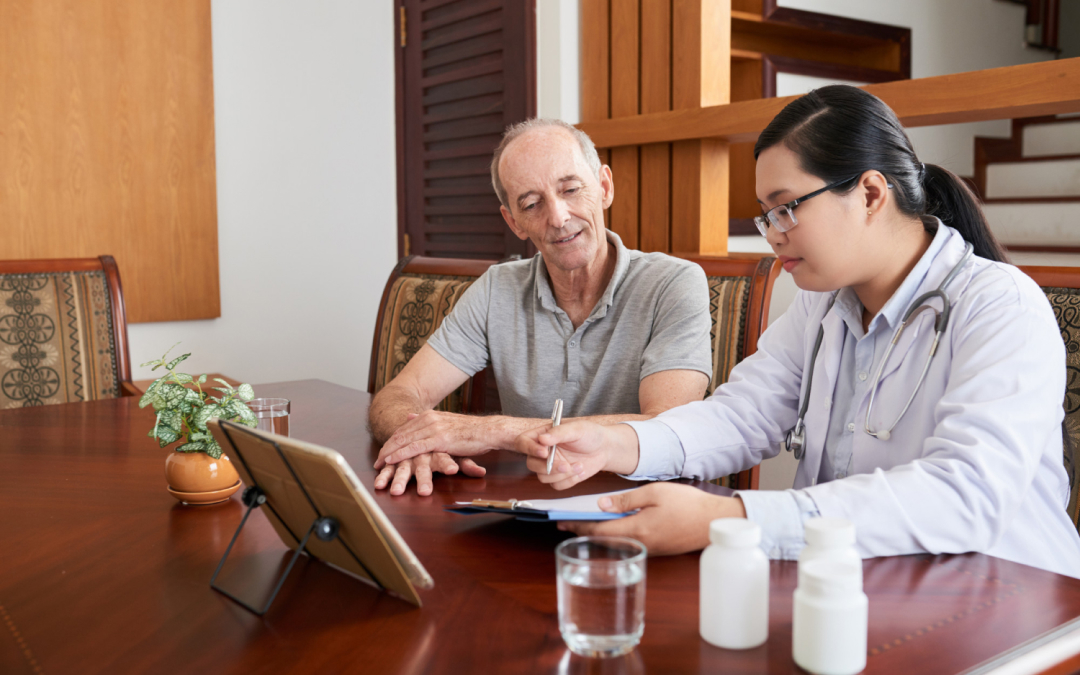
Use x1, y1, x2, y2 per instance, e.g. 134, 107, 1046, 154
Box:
128, 0, 398, 390
537, 0, 581, 124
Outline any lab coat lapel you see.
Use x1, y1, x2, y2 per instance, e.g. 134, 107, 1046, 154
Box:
797, 308, 846, 485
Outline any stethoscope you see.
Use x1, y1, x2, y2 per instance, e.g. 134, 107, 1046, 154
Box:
782, 242, 973, 460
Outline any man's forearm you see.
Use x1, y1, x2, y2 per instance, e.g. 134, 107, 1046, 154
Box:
368, 386, 424, 444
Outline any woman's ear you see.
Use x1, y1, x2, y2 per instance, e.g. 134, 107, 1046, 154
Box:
860, 170, 891, 218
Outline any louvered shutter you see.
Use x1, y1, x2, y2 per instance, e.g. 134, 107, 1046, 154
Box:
398, 0, 536, 260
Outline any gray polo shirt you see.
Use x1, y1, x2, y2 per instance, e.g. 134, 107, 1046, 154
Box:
425, 230, 712, 419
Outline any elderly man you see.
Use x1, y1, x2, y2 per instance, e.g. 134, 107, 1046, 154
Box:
369, 118, 712, 495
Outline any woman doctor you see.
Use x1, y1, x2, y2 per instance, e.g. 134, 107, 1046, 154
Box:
517, 85, 1080, 578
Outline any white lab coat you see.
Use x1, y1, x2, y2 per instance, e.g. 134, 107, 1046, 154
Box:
631, 224, 1080, 578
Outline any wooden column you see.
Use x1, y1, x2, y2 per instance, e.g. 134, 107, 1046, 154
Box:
580, 0, 612, 234
608, 0, 640, 249
639, 0, 672, 252
581, 0, 731, 255
671, 0, 731, 255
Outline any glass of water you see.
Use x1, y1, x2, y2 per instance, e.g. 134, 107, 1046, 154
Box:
556, 536, 647, 658
246, 398, 290, 437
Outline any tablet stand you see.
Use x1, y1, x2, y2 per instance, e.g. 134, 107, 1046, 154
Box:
209, 425, 384, 616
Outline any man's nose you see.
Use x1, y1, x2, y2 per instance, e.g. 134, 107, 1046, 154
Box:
548, 198, 572, 230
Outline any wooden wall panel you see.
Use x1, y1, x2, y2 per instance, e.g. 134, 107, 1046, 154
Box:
0, 0, 219, 323
609, 0, 640, 249
639, 0, 672, 253
581, 0, 612, 235
730, 57, 765, 220
671, 0, 730, 255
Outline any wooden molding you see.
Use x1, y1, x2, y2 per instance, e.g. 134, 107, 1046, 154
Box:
578, 59, 1080, 148
1010, 246, 1080, 254
1020, 265, 1080, 287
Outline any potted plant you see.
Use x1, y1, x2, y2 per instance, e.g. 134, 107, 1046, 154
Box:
140, 345, 258, 504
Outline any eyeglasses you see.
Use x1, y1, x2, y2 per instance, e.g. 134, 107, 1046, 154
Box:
753, 176, 860, 237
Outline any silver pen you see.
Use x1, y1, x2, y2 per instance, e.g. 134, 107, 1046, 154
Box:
546, 398, 563, 475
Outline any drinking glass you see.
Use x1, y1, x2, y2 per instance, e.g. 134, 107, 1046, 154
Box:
246, 398, 290, 437
556, 536, 647, 658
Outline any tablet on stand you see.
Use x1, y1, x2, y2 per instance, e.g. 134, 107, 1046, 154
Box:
207, 418, 432, 614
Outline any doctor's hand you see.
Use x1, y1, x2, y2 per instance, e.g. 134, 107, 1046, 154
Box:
373, 451, 487, 496
517, 421, 640, 490
557, 483, 747, 556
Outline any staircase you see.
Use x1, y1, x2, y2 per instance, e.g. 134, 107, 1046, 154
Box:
975, 115, 1080, 265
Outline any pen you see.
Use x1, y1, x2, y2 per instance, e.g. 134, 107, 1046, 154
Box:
547, 398, 563, 475
471, 499, 519, 509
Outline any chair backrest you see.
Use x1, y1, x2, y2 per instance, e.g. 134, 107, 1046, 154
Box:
0, 256, 135, 407
368, 255, 497, 413
682, 254, 782, 490
1019, 265, 1080, 532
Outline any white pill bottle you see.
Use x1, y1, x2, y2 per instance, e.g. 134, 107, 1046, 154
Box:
799, 517, 862, 586
699, 519, 769, 649
792, 559, 868, 675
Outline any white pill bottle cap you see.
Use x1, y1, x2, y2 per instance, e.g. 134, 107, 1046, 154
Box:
709, 519, 761, 548
804, 517, 856, 549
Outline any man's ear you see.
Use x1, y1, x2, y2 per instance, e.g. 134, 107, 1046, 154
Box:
599, 165, 615, 210
501, 205, 529, 241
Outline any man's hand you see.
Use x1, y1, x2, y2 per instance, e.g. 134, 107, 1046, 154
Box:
517, 421, 640, 490
375, 411, 510, 469
557, 483, 747, 556
373, 452, 487, 496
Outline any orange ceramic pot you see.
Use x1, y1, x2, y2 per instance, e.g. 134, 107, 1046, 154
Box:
165, 451, 240, 494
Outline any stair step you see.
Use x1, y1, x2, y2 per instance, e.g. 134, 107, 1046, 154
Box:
984, 157, 1080, 199
984, 202, 1080, 246
1023, 119, 1080, 157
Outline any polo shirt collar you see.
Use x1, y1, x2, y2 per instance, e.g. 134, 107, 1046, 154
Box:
535, 229, 629, 320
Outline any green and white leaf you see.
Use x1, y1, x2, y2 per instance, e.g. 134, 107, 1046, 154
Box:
176, 441, 206, 453
193, 403, 222, 430
237, 384, 255, 402
198, 374, 207, 384
166, 353, 191, 370
213, 378, 235, 392
234, 402, 258, 427
206, 439, 223, 459
155, 424, 181, 447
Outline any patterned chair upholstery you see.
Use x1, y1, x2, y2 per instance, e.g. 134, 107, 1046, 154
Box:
683, 254, 782, 490
0, 256, 135, 408
368, 256, 497, 413
1020, 266, 1080, 533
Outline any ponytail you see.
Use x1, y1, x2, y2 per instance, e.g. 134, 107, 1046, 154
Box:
922, 163, 1009, 263
755, 85, 1008, 263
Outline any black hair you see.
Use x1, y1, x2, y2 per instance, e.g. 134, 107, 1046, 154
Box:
754, 85, 1008, 263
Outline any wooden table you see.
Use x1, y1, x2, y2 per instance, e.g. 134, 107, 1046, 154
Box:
3, 379, 1080, 674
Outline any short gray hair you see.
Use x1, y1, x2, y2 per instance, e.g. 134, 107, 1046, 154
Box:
490, 118, 603, 208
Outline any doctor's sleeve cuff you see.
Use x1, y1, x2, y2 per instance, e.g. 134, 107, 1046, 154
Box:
619, 420, 685, 481
737, 489, 822, 560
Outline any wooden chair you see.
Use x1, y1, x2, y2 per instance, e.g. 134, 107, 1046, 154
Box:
368, 255, 498, 413
1019, 265, 1080, 533
0, 255, 137, 407
681, 254, 783, 490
